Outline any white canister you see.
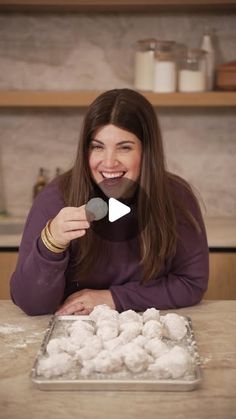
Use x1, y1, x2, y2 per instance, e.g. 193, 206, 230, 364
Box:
134, 39, 156, 91
153, 41, 177, 93
178, 48, 207, 92
179, 70, 205, 92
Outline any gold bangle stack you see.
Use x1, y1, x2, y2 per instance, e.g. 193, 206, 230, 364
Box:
41, 220, 68, 254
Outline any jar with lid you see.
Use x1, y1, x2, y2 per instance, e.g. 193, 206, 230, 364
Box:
178, 48, 207, 92
153, 41, 177, 93
134, 39, 156, 91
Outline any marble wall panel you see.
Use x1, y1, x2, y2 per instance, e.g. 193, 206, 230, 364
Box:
0, 12, 235, 218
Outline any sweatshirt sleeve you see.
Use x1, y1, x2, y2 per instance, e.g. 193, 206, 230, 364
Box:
10, 181, 69, 316
110, 191, 209, 312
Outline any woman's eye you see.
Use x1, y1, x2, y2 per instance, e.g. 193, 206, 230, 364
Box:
119, 146, 132, 151
90, 144, 103, 150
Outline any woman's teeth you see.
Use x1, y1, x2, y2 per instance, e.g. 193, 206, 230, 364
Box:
101, 172, 124, 179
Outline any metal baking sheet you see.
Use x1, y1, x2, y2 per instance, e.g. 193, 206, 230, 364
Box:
31, 315, 202, 391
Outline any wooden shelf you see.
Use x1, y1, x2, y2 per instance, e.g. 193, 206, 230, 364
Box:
0, 0, 235, 12
0, 90, 236, 108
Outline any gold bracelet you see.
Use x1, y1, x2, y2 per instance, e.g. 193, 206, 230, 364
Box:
41, 228, 57, 253
44, 225, 65, 251
45, 220, 68, 250
41, 226, 67, 254
41, 228, 65, 254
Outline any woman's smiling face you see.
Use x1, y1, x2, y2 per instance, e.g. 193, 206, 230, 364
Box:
88, 124, 142, 197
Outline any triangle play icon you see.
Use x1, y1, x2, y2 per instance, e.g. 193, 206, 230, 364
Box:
108, 198, 131, 223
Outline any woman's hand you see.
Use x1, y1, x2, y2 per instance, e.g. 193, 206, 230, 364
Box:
49, 205, 90, 247
55, 289, 115, 315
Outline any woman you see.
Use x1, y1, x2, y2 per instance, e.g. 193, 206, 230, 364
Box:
10, 88, 209, 316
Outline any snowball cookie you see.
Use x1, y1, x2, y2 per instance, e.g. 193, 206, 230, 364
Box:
67, 319, 94, 337
119, 310, 142, 324
119, 321, 142, 343
37, 353, 73, 378
144, 338, 169, 358
142, 308, 160, 323
93, 350, 123, 373
96, 320, 119, 341
96, 310, 119, 325
119, 321, 142, 334
148, 346, 191, 379
67, 320, 95, 348
46, 337, 77, 356
85, 197, 108, 221
79, 360, 96, 377
103, 336, 124, 351
161, 313, 187, 341
76, 336, 103, 361
122, 343, 150, 373
142, 320, 163, 339
89, 304, 113, 322
131, 335, 147, 348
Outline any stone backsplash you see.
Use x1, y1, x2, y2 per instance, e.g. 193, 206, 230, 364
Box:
0, 12, 235, 217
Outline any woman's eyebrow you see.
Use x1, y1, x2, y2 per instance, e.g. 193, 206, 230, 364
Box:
92, 139, 135, 145
91, 139, 104, 144
117, 140, 135, 145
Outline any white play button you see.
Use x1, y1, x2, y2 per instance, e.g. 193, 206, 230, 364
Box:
108, 198, 131, 222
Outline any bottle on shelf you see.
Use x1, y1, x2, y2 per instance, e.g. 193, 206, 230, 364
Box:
200, 32, 216, 91
55, 167, 62, 177
33, 168, 47, 199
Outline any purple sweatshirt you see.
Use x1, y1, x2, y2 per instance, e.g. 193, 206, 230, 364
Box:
10, 179, 209, 316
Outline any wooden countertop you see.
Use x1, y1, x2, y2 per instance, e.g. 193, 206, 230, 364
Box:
204, 217, 236, 248
0, 300, 235, 419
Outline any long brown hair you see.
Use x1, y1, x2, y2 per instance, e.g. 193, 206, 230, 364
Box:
60, 88, 201, 282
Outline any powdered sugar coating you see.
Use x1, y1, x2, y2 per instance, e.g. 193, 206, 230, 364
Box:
76, 336, 103, 361
92, 350, 123, 373
148, 346, 191, 379
145, 338, 169, 358
142, 320, 163, 339
142, 308, 160, 323
132, 334, 147, 348
119, 310, 142, 324
37, 353, 73, 378
89, 304, 113, 322
119, 321, 142, 343
103, 336, 124, 351
37, 305, 194, 380
96, 310, 119, 325
96, 320, 119, 341
161, 313, 187, 341
67, 319, 94, 336
46, 337, 77, 356
122, 343, 150, 373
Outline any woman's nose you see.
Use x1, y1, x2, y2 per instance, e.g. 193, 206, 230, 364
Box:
102, 150, 119, 167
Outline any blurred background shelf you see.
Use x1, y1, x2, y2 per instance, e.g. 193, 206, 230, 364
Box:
0, 90, 236, 108
0, 0, 236, 13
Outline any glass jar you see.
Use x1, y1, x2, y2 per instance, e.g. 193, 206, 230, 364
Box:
178, 48, 207, 92
153, 41, 177, 93
134, 39, 156, 91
